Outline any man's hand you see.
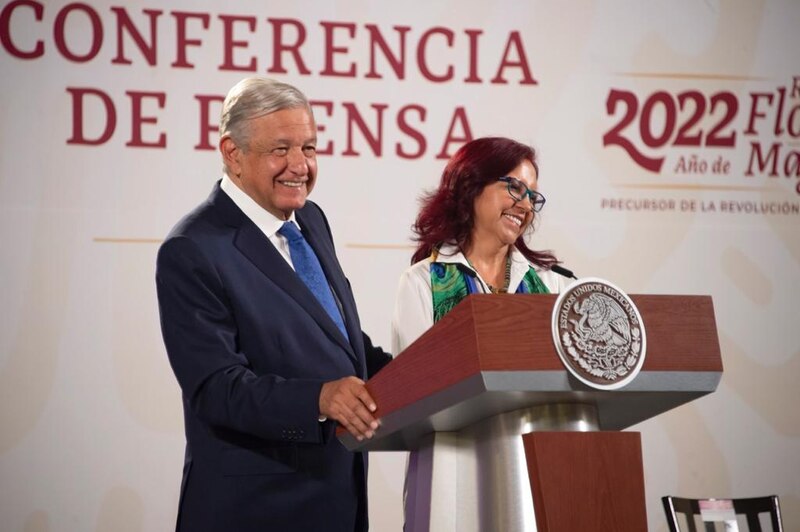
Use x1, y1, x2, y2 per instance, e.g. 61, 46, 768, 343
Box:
319, 376, 379, 441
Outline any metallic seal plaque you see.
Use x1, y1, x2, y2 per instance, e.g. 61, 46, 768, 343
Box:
551, 278, 646, 390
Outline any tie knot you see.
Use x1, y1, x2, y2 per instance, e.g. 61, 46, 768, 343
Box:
278, 221, 303, 243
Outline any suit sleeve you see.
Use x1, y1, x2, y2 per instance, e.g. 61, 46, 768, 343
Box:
156, 235, 330, 444
362, 332, 392, 378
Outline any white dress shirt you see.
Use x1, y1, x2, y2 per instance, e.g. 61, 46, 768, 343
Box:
220, 174, 297, 270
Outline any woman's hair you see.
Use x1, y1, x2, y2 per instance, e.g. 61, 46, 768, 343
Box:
410, 136, 558, 267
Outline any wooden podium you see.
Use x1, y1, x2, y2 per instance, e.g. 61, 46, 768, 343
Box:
339, 294, 722, 531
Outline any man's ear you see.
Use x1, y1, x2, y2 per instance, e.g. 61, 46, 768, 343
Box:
220, 135, 241, 176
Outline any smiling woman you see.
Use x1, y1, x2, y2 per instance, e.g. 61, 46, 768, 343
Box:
391, 135, 567, 351
389, 136, 570, 531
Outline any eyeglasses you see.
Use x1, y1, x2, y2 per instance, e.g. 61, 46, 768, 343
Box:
497, 177, 546, 212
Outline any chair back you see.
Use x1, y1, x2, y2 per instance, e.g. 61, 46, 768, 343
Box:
662, 495, 784, 532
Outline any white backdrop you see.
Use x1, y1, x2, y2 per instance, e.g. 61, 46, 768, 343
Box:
1, 1, 798, 530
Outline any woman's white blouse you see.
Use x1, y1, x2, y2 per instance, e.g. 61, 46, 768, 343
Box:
391, 243, 568, 354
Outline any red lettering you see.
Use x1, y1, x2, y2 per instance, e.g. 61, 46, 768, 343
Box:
792, 76, 800, 99
602, 89, 665, 172
746, 142, 780, 177
342, 102, 387, 156
491, 31, 536, 85
319, 21, 356, 77
365, 24, 409, 80
66, 87, 116, 145
111, 7, 162, 66
126, 91, 166, 148
218, 14, 256, 71
194, 94, 224, 150
788, 105, 800, 138
436, 106, 472, 159
745, 93, 773, 134
0, 0, 44, 59
54, 3, 103, 63
309, 100, 334, 155
417, 27, 454, 82
171, 11, 210, 68
266, 18, 309, 75
463, 29, 482, 83
396, 104, 426, 159
773, 87, 786, 136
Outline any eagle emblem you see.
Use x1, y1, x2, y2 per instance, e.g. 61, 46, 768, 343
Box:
551, 278, 646, 390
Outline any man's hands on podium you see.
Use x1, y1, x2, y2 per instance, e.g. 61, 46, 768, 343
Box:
319, 376, 380, 441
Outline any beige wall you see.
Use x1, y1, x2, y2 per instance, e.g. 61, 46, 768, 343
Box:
1, 1, 798, 530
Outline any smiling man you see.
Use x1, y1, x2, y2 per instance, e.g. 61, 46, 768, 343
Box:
156, 77, 392, 532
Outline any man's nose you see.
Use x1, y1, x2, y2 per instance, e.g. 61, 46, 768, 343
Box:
287, 148, 308, 174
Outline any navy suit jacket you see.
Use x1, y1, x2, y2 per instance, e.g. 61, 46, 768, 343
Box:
156, 182, 392, 532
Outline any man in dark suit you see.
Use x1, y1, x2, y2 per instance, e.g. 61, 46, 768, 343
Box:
156, 77, 393, 532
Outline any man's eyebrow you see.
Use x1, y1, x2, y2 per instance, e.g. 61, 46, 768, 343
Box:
266, 137, 317, 145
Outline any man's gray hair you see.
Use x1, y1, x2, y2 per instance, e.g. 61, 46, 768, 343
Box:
220, 77, 313, 157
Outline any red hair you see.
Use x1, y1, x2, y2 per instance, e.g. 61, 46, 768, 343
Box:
410, 137, 558, 267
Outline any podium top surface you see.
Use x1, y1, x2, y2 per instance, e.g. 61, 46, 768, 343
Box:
340, 294, 722, 451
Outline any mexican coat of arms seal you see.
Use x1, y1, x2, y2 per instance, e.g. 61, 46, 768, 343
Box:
551, 278, 646, 390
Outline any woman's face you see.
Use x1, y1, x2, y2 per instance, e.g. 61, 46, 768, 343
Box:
471, 159, 538, 248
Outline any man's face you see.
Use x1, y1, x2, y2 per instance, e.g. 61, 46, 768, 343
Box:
222, 107, 317, 220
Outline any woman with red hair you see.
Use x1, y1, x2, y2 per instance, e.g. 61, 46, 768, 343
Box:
392, 136, 567, 354
391, 137, 570, 531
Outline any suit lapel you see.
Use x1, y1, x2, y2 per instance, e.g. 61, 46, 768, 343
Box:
211, 187, 357, 363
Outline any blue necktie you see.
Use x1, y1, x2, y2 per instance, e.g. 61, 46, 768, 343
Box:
278, 221, 349, 342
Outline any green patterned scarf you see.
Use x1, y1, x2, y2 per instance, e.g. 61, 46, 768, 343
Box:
430, 251, 550, 322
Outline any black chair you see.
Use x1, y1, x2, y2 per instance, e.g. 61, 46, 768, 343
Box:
662, 495, 784, 532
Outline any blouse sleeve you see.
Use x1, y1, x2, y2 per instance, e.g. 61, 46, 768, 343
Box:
391, 262, 435, 354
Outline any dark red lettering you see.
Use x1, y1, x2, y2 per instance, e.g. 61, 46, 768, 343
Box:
172, 11, 209, 68
788, 105, 800, 138
218, 14, 256, 71
66, 87, 116, 145
436, 106, 472, 159
309, 100, 334, 155
602, 89, 664, 173
319, 21, 356, 77
0, 0, 44, 59
266, 18, 310, 75
54, 3, 103, 63
111, 8, 162, 65
194, 94, 224, 150
365, 24, 409, 80
490, 31, 536, 85
396, 104, 426, 159
342, 102, 387, 156
744, 92, 773, 134
745, 142, 780, 177
126, 91, 166, 148
463, 29, 482, 83
417, 27, 454, 82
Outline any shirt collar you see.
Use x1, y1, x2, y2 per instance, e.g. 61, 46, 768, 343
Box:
434, 242, 532, 292
220, 174, 296, 237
